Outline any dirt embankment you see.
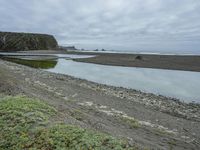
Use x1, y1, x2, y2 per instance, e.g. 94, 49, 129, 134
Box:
0, 59, 200, 149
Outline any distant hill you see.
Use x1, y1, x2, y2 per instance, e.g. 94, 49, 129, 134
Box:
0, 31, 58, 51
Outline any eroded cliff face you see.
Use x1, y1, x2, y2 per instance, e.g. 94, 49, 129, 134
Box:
0, 32, 58, 51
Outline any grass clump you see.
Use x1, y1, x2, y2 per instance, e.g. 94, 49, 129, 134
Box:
69, 109, 85, 121
0, 96, 135, 150
120, 116, 140, 129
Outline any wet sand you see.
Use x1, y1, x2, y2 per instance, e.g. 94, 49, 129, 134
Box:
15, 50, 200, 72
74, 52, 200, 72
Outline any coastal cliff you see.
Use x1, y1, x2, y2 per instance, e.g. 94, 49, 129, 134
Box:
0, 31, 58, 51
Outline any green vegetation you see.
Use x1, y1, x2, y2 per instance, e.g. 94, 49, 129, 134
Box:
69, 109, 85, 121
168, 139, 177, 150
2, 57, 57, 69
120, 116, 140, 129
0, 96, 135, 150
31, 125, 131, 150
0, 96, 56, 149
154, 128, 174, 136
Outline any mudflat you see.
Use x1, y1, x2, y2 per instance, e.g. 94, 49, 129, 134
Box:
0, 59, 200, 149
74, 52, 200, 72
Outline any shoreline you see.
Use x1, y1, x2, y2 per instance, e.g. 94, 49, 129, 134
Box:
74, 53, 200, 72
0, 59, 200, 150
4, 49, 200, 56
1, 53, 199, 104
1, 57, 199, 112
2, 50, 200, 72
0, 59, 200, 149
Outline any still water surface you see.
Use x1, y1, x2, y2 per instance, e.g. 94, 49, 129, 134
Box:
47, 59, 200, 103
2, 53, 200, 103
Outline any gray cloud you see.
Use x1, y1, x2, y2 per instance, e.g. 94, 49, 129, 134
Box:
0, 0, 200, 53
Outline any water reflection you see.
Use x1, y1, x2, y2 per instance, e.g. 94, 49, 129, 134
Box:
2, 55, 200, 103
47, 59, 200, 103
2, 57, 57, 69
0, 54, 95, 69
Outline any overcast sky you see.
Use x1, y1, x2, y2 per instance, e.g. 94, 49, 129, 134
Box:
0, 0, 200, 53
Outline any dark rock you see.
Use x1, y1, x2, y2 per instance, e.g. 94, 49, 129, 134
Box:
135, 55, 142, 60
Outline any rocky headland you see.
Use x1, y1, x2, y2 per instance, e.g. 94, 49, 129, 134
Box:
0, 31, 58, 51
